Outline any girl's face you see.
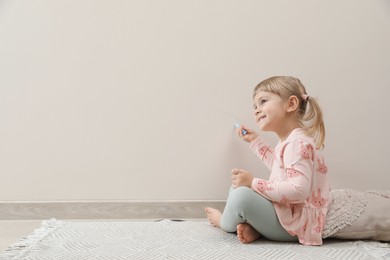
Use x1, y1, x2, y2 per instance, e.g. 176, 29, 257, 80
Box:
253, 91, 289, 132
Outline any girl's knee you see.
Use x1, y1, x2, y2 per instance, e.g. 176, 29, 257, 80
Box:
228, 187, 256, 209
228, 186, 272, 214
231, 186, 254, 198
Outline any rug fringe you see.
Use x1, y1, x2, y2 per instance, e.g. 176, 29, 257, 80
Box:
0, 218, 64, 260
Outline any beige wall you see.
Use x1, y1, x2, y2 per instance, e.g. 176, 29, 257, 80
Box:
0, 0, 389, 201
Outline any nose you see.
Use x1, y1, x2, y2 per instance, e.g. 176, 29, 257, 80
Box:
254, 107, 260, 116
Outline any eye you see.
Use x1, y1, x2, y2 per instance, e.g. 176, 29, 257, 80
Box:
259, 99, 267, 105
254, 97, 268, 108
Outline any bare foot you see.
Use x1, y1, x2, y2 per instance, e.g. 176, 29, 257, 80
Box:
237, 223, 261, 244
205, 207, 222, 228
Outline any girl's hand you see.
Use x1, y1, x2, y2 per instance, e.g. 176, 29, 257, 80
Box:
236, 126, 258, 143
231, 168, 254, 188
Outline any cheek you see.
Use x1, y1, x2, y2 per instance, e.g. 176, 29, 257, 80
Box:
270, 108, 285, 119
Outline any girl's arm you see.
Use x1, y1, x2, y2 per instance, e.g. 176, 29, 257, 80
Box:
249, 136, 275, 170
251, 140, 314, 203
251, 174, 311, 203
236, 126, 274, 169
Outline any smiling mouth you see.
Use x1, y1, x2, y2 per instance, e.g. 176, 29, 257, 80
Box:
257, 115, 266, 123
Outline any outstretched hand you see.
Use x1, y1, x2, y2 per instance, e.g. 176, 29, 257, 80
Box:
236, 125, 258, 143
231, 168, 254, 188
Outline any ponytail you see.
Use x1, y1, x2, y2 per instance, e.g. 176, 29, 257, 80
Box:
301, 97, 325, 149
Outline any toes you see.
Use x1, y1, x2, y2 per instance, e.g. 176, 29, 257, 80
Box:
236, 224, 245, 243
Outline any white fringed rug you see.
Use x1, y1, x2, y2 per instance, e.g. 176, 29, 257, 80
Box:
1, 219, 389, 260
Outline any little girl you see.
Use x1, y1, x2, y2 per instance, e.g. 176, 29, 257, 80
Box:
205, 76, 331, 246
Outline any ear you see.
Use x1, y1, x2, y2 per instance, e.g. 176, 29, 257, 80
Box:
286, 95, 299, 113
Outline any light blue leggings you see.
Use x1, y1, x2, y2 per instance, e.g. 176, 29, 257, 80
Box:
220, 186, 298, 242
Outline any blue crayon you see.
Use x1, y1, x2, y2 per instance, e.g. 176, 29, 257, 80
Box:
234, 123, 247, 135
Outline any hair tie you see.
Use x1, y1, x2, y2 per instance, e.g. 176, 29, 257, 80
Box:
302, 94, 309, 102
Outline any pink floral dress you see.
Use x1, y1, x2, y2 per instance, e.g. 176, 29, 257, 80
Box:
250, 128, 331, 245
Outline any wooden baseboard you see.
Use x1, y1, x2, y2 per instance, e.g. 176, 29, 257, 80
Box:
0, 201, 226, 220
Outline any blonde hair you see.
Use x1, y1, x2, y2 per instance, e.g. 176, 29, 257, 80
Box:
253, 76, 325, 149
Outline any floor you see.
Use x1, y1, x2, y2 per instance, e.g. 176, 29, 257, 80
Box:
2, 220, 388, 260
0, 219, 200, 253
0, 201, 223, 253
0, 219, 142, 253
